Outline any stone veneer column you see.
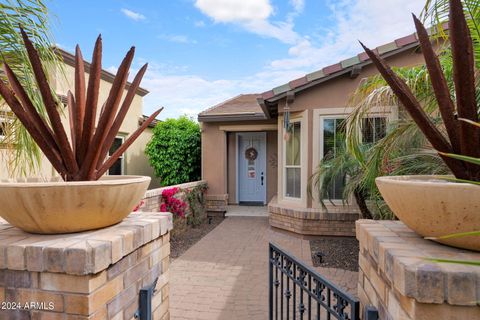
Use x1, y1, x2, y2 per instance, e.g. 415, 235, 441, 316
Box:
0, 212, 172, 320
357, 220, 480, 320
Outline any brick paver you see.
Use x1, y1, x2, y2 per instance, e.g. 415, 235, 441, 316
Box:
170, 217, 358, 320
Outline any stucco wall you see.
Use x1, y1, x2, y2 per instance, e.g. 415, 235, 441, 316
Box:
201, 45, 430, 209
226, 130, 278, 204
201, 122, 227, 196
201, 120, 277, 200
273, 49, 427, 209
277, 50, 425, 112
266, 130, 278, 203
227, 132, 237, 203
0, 61, 157, 188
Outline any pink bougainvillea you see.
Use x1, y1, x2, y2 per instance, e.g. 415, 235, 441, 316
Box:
133, 200, 145, 212
160, 187, 187, 218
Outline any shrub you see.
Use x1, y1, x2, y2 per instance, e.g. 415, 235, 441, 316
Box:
160, 187, 187, 218
145, 116, 201, 186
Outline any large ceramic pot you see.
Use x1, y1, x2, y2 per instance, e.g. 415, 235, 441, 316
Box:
376, 175, 480, 251
0, 175, 150, 234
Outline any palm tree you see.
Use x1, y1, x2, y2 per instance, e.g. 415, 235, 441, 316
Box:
0, 0, 62, 177
310, 36, 457, 219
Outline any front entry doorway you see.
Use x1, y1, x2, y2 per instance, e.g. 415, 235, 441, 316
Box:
237, 132, 266, 205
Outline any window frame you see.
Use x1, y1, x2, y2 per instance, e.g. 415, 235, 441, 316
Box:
283, 119, 302, 200
319, 115, 347, 202
107, 136, 125, 176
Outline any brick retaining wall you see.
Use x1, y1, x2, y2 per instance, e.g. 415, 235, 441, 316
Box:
357, 220, 480, 320
268, 197, 359, 236
0, 212, 173, 319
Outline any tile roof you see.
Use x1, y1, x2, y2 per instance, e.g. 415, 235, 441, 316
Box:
198, 23, 448, 120
198, 94, 264, 121
260, 31, 422, 102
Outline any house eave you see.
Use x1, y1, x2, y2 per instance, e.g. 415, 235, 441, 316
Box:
198, 113, 267, 123
261, 42, 420, 117
55, 48, 150, 97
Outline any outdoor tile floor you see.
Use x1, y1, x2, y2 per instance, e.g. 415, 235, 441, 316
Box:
170, 216, 358, 320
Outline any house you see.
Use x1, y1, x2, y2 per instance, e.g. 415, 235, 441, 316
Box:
0, 48, 160, 189
199, 33, 427, 236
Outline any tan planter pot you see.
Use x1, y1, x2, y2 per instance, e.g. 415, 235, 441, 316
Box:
376, 175, 480, 251
0, 175, 150, 234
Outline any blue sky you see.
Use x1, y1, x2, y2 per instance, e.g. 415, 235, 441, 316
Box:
49, 0, 425, 119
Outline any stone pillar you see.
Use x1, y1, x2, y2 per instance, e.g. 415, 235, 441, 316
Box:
205, 194, 228, 215
357, 220, 480, 320
0, 212, 172, 320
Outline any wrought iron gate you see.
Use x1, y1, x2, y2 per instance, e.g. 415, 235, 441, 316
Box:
269, 242, 378, 320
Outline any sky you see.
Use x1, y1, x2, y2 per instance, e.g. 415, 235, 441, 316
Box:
49, 0, 425, 120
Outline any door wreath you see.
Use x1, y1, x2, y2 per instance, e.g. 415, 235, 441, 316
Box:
245, 147, 258, 161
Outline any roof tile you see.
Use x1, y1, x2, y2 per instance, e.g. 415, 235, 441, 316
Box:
289, 76, 308, 89
358, 48, 379, 62
323, 63, 342, 75
272, 83, 291, 95
199, 94, 262, 117
341, 56, 360, 68
306, 70, 325, 82
377, 42, 398, 55
262, 90, 275, 100
395, 34, 417, 47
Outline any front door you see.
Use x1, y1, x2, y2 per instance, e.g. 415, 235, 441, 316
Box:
238, 132, 266, 205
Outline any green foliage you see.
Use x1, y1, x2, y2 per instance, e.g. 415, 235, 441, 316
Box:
145, 116, 201, 186
0, 0, 62, 176
185, 183, 208, 227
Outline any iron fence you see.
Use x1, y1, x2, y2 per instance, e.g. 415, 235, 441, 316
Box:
269, 242, 378, 320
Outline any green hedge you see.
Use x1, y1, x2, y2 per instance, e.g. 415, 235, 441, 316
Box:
145, 116, 201, 186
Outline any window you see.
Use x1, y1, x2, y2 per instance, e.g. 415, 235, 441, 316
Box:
0, 113, 14, 144
285, 122, 301, 198
0, 121, 5, 140
108, 137, 124, 175
322, 118, 346, 200
362, 117, 386, 144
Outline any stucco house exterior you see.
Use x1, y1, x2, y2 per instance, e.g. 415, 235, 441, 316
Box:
0, 48, 160, 189
199, 32, 428, 236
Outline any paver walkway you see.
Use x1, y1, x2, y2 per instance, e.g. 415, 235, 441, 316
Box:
170, 217, 358, 320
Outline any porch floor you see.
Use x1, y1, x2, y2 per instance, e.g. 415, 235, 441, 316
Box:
225, 205, 268, 217
169, 216, 358, 320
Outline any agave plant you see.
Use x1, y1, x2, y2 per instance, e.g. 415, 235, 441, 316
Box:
361, 0, 480, 182
0, 28, 162, 181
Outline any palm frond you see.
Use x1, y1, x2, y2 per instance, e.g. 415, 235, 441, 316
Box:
0, 0, 62, 177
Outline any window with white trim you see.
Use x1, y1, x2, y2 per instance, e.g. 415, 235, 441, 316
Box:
108, 136, 125, 175
322, 118, 346, 200
284, 121, 301, 198
362, 117, 387, 143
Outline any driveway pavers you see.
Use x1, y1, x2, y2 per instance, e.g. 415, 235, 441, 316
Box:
170, 217, 358, 320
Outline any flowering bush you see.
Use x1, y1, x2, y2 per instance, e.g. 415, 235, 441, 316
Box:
160, 187, 187, 218
132, 200, 145, 212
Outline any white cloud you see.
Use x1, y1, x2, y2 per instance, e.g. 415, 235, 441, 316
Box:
290, 0, 304, 13
121, 8, 146, 21
138, 61, 304, 119
194, 0, 300, 44
269, 0, 425, 72
194, 0, 273, 23
140, 0, 426, 119
194, 20, 206, 27
158, 34, 196, 44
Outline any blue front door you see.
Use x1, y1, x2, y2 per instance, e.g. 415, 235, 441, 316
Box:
238, 132, 266, 204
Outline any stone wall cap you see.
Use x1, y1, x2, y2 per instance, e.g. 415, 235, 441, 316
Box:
357, 220, 480, 306
0, 212, 173, 276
